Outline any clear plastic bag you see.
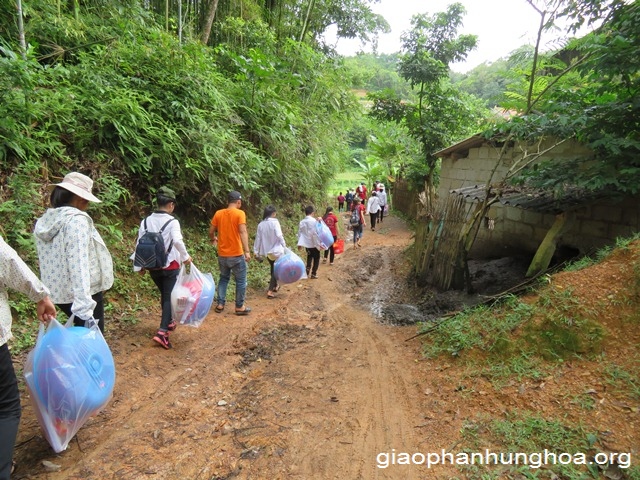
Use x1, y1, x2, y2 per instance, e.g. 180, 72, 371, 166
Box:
170, 263, 215, 327
23, 317, 115, 453
316, 220, 334, 250
274, 248, 307, 284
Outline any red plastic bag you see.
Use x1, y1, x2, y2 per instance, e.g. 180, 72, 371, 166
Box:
333, 239, 345, 255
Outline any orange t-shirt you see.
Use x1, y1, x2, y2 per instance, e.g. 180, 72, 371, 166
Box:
211, 207, 246, 257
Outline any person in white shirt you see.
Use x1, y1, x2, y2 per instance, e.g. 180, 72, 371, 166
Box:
0, 235, 56, 479
377, 185, 388, 223
366, 191, 381, 231
132, 186, 192, 349
297, 205, 321, 279
254, 205, 287, 298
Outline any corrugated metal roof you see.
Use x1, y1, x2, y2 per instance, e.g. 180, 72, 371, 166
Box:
450, 184, 610, 214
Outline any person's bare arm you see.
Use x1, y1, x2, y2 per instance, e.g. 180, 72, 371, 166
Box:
209, 223, 218, 244
239, 223, 251, 261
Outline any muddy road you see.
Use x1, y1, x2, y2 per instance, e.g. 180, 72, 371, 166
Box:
15, 214, 464, 479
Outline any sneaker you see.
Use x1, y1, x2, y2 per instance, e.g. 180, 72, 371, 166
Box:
153, 331, 172, 349
323, 258, 327, 263
167, 321, 177, 332
310, 274, 318, 279
329, 262, 334, 266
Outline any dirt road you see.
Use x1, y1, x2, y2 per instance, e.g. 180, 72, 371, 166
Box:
15, 214, 463, 479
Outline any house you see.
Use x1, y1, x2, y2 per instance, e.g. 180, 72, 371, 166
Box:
435, 134, 640, 270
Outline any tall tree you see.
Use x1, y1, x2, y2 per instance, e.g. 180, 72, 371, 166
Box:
451, 0, 637, 290
200, 0, 221, 44
368, 3, 480, 206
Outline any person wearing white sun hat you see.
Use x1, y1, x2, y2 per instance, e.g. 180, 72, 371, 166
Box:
34, 172, 114, 333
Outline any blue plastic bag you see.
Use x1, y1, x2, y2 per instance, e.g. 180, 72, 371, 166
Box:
24, 317, 115, 453
274, 248, 307, 284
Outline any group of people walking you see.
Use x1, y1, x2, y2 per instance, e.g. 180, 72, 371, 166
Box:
338, 181, 389, 248
254, 203, 340, 287
0, 172, 389, 477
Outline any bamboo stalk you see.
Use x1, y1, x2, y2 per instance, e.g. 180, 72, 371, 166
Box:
16, 0, 27, 60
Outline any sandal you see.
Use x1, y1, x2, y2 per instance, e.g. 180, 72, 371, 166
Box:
235, 306, 252, 315
274, 285, 280, 292
267, 292, 276, 299
214, 304, 224, 313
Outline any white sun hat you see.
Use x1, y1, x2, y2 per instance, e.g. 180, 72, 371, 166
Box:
53, 172, 102, 203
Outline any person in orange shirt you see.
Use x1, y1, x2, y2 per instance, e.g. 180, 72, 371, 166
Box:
209, 191, 252, 315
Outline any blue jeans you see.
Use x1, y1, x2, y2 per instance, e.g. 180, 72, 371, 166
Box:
216, 255, 247, 308
353, 225, 363, 244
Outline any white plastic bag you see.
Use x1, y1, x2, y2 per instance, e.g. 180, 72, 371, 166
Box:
23, 317, 115, 453
316, 220, 334, 250
171, 263, 215, 327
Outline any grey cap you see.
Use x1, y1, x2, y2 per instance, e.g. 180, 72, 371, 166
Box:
228, 191, 242, 202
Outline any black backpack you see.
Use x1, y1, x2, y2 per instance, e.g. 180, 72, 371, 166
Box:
133, 217, 175, 270
349, 207, 361, 227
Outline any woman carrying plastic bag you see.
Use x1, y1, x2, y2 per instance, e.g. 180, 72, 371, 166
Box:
316, 218, 334, 251
253, 205, 288, 299
23, 316, 115, 453
170, 263, 215, 328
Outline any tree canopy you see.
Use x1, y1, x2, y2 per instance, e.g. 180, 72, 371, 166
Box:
366, 3, 488, 196
492, 0, 640, 195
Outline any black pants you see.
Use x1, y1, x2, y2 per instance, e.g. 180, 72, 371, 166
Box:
0, 344, 21, 480
149, 268, 180, 332
305, 247, 320, 276
268, 258, 278, 291
323, 235, 338, 263
57, 291, 105, 333
369, 212, 378, 230
379, 205, 385, 222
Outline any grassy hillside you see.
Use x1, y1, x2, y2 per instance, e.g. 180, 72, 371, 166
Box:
419, 236, 640, 479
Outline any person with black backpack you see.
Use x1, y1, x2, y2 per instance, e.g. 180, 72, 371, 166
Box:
350, 197, 366, 248
132, 186, 192, 349
345, 189, 355, 212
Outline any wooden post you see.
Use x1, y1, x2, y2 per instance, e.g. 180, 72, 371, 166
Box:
526, 211, 575, 277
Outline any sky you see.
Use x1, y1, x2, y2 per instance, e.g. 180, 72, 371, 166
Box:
325, 0, 555, 73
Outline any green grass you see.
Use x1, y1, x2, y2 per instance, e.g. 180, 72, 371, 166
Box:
603, 362, 640, 400
328, 169, 366, 197
458, 411, 602, 479
421, 287, 605, 386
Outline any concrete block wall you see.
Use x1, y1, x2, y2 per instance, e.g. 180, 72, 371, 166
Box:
470, 196, 640, 258
438, 138, 640, 258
